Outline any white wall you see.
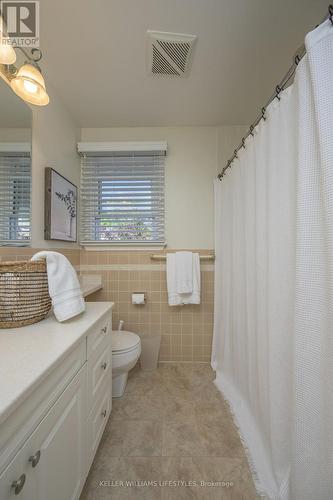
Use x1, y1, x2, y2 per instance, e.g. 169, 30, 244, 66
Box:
31, 84, 80, 248
0, 128, 31, 141
81, 126, 247, 249
1, 80, 247, 249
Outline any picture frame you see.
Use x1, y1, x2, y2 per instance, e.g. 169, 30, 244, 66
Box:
44, 168, 77, 242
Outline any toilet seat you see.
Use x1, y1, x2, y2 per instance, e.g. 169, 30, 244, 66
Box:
112, 331, 141, 355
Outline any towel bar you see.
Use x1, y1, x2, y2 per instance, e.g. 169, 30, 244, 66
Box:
150, 254, 215, 261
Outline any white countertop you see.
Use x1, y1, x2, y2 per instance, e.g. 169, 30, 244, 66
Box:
0, 302, 113, 425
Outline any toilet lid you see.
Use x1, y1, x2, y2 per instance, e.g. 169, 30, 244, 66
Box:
112, 331, 141, 353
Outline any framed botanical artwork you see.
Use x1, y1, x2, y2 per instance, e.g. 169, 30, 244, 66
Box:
44, 168, 77, 242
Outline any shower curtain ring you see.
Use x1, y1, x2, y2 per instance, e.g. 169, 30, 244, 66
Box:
275, 85, 282, 101
294, 54, 301, 66
329, 5, 333, 24
250, 125, 254, 136
262, 107, 266, 120
234, 149, 238, 159
241, 138, 246, 149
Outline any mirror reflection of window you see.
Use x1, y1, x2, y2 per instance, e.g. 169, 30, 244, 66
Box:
0, 149, 31, 243
0, 74, 32, 247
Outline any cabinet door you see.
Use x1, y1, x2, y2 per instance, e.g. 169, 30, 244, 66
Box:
0, 449, 35, 499
0, 366, 86, 500
31, 365, 87, 500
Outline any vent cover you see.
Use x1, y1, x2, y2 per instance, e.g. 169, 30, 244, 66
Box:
147, 31, 197, 77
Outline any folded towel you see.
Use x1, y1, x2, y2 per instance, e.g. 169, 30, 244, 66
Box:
31, 251, 85, 322
167, 252, 200, 306
175, 251, 193, 294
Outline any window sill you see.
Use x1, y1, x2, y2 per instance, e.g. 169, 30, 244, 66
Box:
81, 244, 167, 251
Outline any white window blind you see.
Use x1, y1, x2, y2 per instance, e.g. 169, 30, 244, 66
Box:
0, 153, 31, 245
80, 149, 166, 245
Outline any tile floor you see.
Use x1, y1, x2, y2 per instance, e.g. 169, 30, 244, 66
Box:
80, 363, 258, 500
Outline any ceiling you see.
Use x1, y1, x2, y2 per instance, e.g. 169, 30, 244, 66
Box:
39, 0, 328, 127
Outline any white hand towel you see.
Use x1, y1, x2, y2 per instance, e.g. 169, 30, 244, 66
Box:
31, 251, 85, 322
166, 254, 179, 306
175, 251, 193, 294
167, 252, 200, 306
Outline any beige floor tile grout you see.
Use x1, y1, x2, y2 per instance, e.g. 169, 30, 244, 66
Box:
80, 364, 257, 499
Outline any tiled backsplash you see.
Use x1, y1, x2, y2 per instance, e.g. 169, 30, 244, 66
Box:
0, 247, 214, 362
82, 250, 214, 362
0, 247, 80, 266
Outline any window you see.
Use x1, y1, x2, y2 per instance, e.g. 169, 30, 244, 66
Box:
0, 153, 31, 245
80, 144, 166, 245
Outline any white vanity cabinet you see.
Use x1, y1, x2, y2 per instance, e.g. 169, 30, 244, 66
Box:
0, 367, 86, 500
0, 302, 113, 500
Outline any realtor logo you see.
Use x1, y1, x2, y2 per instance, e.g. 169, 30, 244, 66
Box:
0, 1, 39, 47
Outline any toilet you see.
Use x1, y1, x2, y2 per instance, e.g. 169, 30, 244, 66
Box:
111, 330, 141, 397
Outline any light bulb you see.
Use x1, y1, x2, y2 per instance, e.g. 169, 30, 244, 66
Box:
23, 79, 38, 93
10, 63, 49, 106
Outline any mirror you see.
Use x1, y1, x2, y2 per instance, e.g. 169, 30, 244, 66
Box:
0, 75, 32, 246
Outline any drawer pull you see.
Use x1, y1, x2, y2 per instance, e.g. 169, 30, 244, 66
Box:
29, 450, 41, 468
101, 409, 107, 418
101, 326, 107, 334
11, 474, 26, 495
101, 362, 107, 370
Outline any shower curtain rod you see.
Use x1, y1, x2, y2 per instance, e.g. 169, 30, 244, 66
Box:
217, 4, 333, 180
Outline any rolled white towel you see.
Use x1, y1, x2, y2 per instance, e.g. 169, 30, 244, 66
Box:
31, 251, 85, 322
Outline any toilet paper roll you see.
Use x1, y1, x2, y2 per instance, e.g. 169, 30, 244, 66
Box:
132, 293, 145, 305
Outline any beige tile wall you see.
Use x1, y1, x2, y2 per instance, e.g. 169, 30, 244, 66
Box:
0, 247, 214, 362
0, 247, 80, 266
81, 250, 214, 362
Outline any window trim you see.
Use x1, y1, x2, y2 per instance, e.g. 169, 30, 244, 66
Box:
79, 142, 167, 247
77, 141, 167, 154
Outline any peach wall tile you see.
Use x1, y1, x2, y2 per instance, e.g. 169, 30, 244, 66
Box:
171, 324, 182, 335
0, 247, 80, 267
182, 335, 193, 346
162, 324, 171, 334
119, 281, 130, 292
181, 313, 193, 324
79, 248, 214, 362
182, 324, 193, 335
118, 253, 129, 264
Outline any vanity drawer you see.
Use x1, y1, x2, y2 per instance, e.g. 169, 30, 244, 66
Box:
87, 335, 112, 411
87, 313, 111, 358
86, 379, 111, 473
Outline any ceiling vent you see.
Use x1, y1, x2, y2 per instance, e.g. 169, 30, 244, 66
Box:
147, 31, 197, 77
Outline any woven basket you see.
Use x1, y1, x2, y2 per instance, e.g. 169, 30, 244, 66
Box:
0, 260, 52, 328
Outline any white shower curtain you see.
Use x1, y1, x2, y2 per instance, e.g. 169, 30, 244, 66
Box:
212, 19, 333, 500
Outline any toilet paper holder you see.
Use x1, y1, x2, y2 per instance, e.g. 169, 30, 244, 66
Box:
132, 292, 146, 305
